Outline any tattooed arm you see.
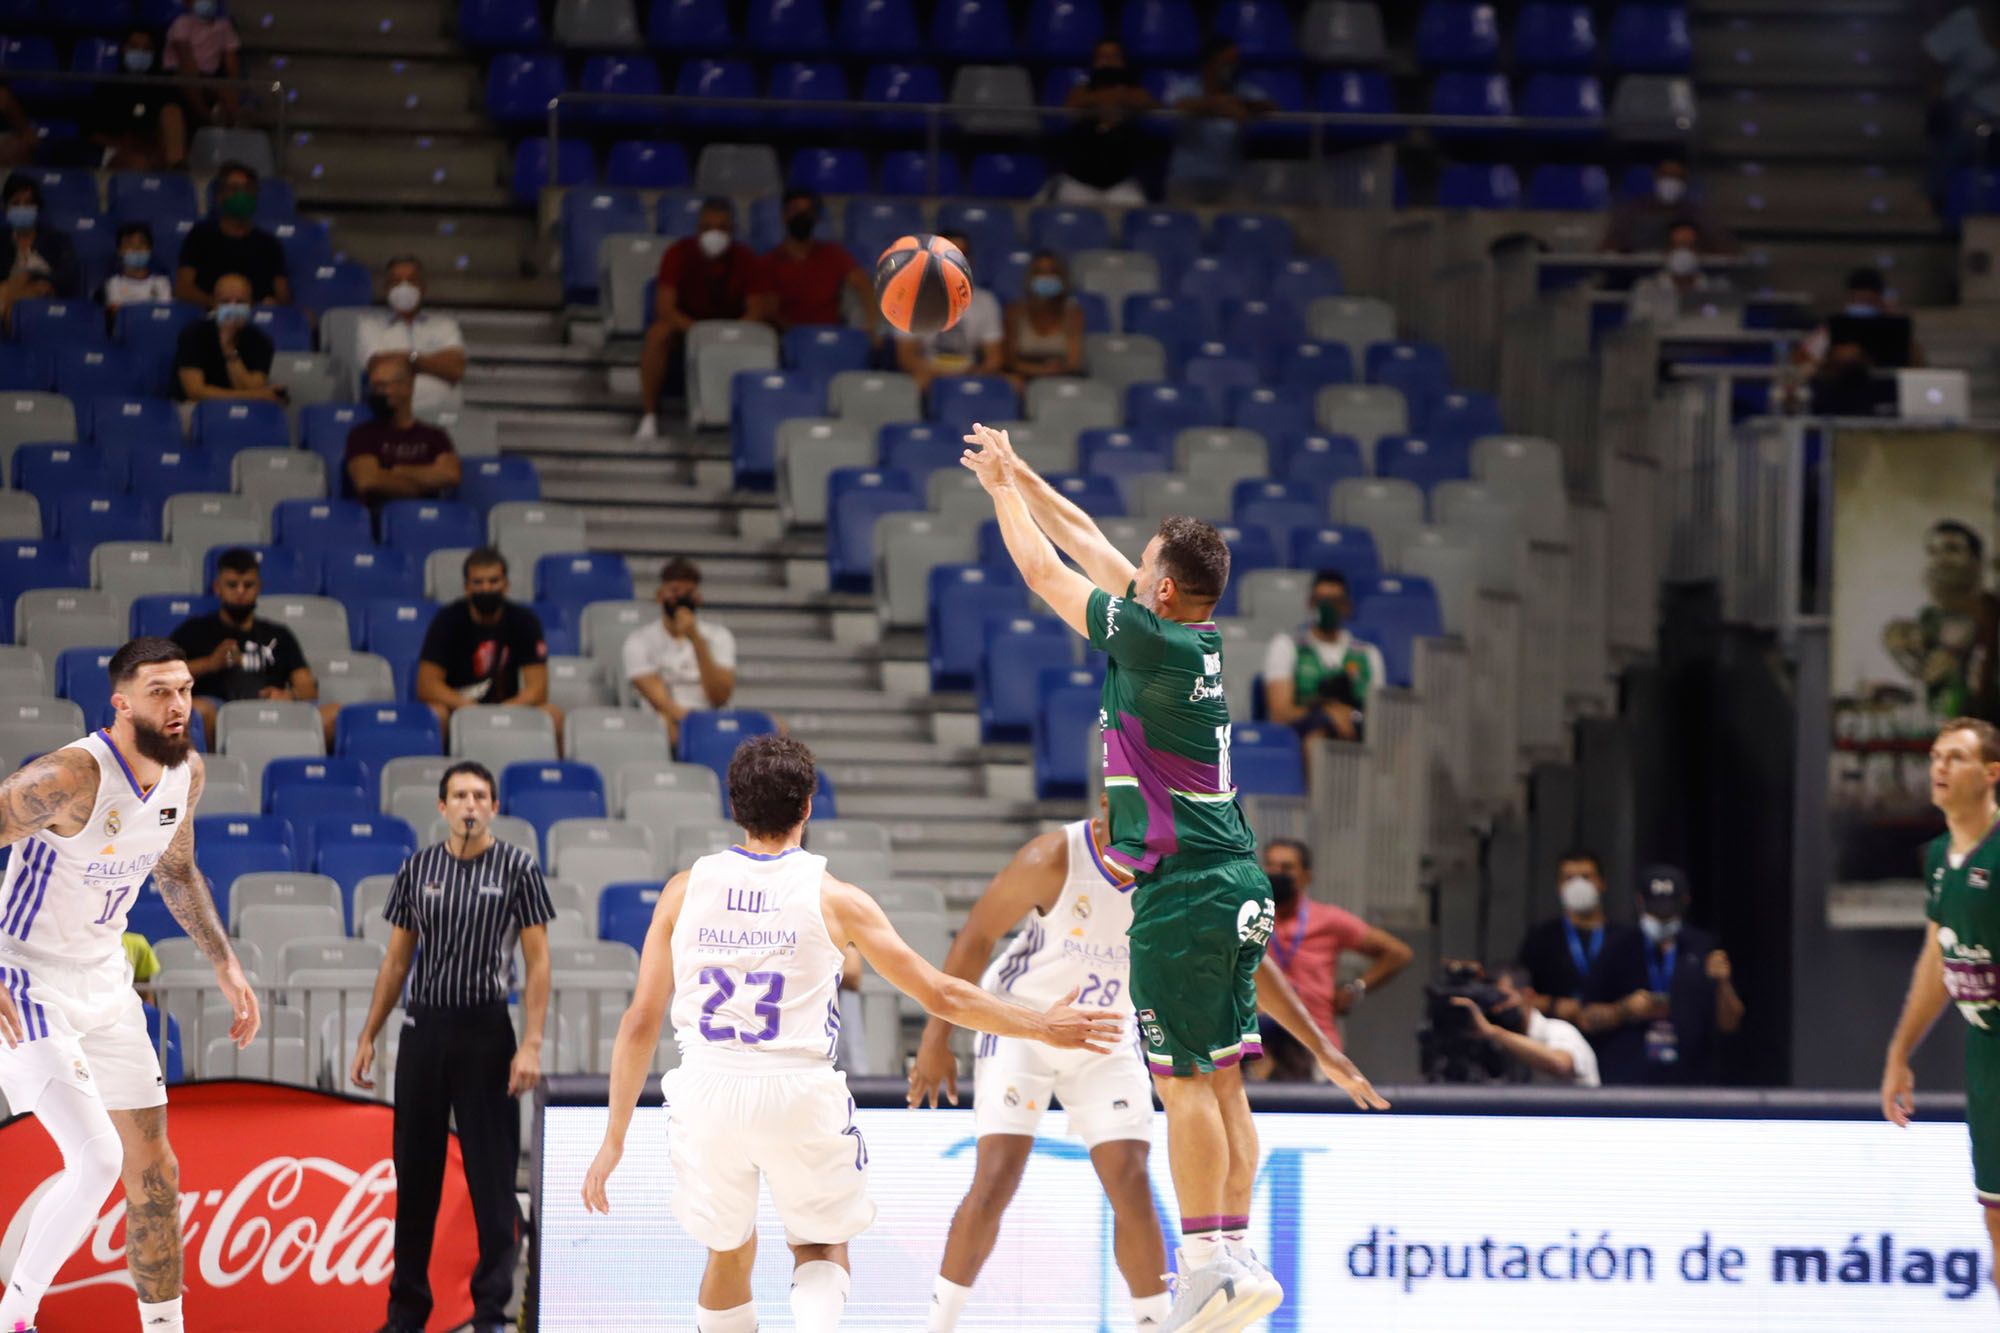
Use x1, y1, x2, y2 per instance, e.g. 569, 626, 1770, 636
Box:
151, 752, 261, 1048
0, 747, 100, 845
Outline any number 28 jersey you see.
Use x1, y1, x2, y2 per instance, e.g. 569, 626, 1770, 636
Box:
980, 820, 1136, 1016
669, 845, 847, 1064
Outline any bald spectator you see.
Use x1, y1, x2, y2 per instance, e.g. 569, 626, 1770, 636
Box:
174, 274, 280, 405
175, 160, 289, 308
359, 256, 466, 419
635, 198, 762, 440
344, 356, 460, 506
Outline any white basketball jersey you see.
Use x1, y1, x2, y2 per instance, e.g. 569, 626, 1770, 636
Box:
0, 730, 193, 965
980, 820, 1135, 1015
670, 845, 846, 1064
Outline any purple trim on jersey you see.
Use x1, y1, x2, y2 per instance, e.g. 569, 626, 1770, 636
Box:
1, 840, 39, 932
97, 730, 159, 805
1083, 822, 1134, 893
727, 845, 801, 862
1183, 622, 1216, 631
1, 965, 45, 1041
2, 840, 52, 940
997, 919, 1044, 990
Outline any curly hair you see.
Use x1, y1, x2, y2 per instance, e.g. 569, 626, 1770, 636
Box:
727, 734, 820, 837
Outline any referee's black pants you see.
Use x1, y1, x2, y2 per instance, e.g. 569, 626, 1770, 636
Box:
389, 1001, 521, 1328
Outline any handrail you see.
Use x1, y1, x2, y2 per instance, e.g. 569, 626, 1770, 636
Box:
11, 69, 291, 174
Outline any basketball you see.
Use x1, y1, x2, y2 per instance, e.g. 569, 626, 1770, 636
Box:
874, 234, 973, 336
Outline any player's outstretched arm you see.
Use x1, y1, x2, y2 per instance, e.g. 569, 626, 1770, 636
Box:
1254, 955, 1390, 1110
152, 753, 260, 1048
827, 875, 1122, 1052
1882, 920, 1950, 1127
908, 830, 1069, 1108
963, 434, 1097, 639
585, 872, 686, 1215
965, 423, 1137, 595
0, 747, 98, 847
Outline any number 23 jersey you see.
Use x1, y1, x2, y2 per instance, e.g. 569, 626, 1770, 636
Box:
979, 820, 1136, 1018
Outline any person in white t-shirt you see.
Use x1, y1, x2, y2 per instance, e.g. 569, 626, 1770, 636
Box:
358, 255, 466, 417
895, 231, 1004, 394
1453, 965, 1601, 1088
100, 220, 172, 314
621, 556, 739, 747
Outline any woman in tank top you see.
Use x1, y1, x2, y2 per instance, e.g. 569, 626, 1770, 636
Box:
1004, 250, 1085, 392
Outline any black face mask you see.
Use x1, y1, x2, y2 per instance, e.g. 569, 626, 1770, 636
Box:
367, 391, 394, 420
786, 211, 818, 241
1268, 872, 1298, 907
468, 591, 504, 616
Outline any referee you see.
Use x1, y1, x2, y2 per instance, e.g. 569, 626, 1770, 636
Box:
350, 759, 556, 1333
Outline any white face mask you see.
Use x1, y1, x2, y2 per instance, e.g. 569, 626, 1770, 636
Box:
387, 281, 421, 314
1559, 876, 1600, 915
1655, 176, 1686, 205
698, 228, 731, 259
1640, 914, 1682, 944
1665, 247, 1699, 278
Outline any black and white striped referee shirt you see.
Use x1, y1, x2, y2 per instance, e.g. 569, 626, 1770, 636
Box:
384, 839, 557, 1008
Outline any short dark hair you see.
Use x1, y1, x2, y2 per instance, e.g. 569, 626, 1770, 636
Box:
2, 173, 41, 208
463, 546, 507, 580
215, 547, 260, 576
1846, 267, 1886, 295
1266, 836, 1312, 871
1154, 515, 1231, 604
117, 221, 154, 247
659, 556, 701, 585
727, 734, 818, 838
782, 187, 822, 211
1201, 35, 1238, 63
384, 254, 422, 275
108, 636, 187, 686
1665, 218, 1701, 240
697, 196, 733, 217
1557, 848, 1603, 874
1933, 519, 1983, 563
217, 159, 258, 187
1310, 569, 1349, 593
438, 760, 496, 802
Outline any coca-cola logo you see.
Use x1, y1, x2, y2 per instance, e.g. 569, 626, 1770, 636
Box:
0, 1082, 477, 1333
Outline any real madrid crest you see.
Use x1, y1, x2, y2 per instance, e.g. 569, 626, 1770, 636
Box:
103, 808, 120, 837
1073, 895, 1091, 920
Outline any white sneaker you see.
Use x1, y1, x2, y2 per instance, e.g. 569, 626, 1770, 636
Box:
633, 412, 658, 439
1158, 1249, 1242, 1333
1215, 1244, 1284, 1330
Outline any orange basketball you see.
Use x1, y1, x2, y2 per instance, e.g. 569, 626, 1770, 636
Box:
874, 234, 973, 336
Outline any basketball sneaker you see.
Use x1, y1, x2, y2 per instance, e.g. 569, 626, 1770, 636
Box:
1216, 1243, 1285, 1329
1159, 1248, 1250, 1333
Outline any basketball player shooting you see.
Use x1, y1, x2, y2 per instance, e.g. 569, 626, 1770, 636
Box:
580, 734, 1122, 1333
0, 637, 259, 1333
959, 422, 1386, 1330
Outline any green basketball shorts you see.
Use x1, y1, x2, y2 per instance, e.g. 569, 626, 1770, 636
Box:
1127, 853, 1274, 1078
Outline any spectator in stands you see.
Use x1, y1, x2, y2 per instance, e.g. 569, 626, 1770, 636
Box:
1792, 266, 1927, 416
1576, 865, 1744, 1086
751, 187, 877, 338
1626, 221, 1734, 327
1450, 965, 1601, 1087
634, 197, 761, 440
101, 221, 173, 315
0, 173, 80, 324
344, 355, 461, 506
1515, 849, 1622, 1019
358, 255, 466, 420
1002, 250, 1085, 390
176, 160, 290, 309
895, 231, 1003, 392
1600, 153, 1737, 255
123, 931, 161, 1005
621, 556, 738, 748
1165, 38, 1271, 205
0, 86, 34, 167
170, 546, 325, 747
1052, 38, 1156, 205
173, 273, 282, 407
1253, 837, 1413, 1082
1262, 571, 1386, 745
164, 0, 244, 128
417, 548, 561, 742
91, 28, 187, 170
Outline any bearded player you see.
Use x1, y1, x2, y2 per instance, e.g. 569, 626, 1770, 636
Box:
0, 637, 259, 1333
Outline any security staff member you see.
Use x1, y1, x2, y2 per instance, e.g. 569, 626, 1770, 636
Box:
350, 760, 555, 1333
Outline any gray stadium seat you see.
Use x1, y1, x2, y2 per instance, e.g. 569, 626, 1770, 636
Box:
1211, 618, 1263, 723
1433, 480, 1526, 593
693, 145, 783, 197
425, 814, 539, 862
424, 546, 475, 601
553, 0, 639, 47
204, 1035, 307, 1084
777, 418, 875, 530
1238, 569, 1313, 630
216, 700, 324, 791
553, 844, 655, 918
549, 816, 653, 869
828, 372, 920, 437
490, 501, 588, 575
1128, 473, 1202, 525
876, 513, 977, 629
163, 492, 264, 544
600, 233, 665, 336
350, 874, 397, 942
315, 652, 397, 706
0, 669, 41, 698
0, 702, 84, 768
567, 706, 670, 769
928, 469, 994, 527
1332, 477, 1426, 567
613, 760, 721, 817
271, 352, 338, 409
228, 872, 345, 931
1098, 517, 1151, 562
547, 655, 614, 711
1071, 250, 1159, 322
994, 420, 1077, 475
0, 493, 39, 539
0, 695, 82, 730
951, 64, 1038, 136
156, 937, 261, 976
1303, 0, 1388, 63
234, 449, 326, 508
1315, 385, 1408, 457
623, 787, 725, 840
580, 599, 655, 661
427, 407, 499, 458
1398, 529, 1479, 635
189, 127, 275, 176
450, 704, 560, 767
1611, 75, 1696, 139
282, 937, 386, 981
199, 780, 257, 814
318, 307, 387, 394
93, 542, 198, 602
1174, 426, 1269, 477
18, 597, 123, 662
686, 319, 779, 428
0, 646, 45, 692
1083, 334, 1167, 392
259, 595, 351, 662
377, 755, 450, 811
1307, 296, 1396, 364
670, 819, 740, 869
388, 783, 443, 831
0, 393, 76, 463
871, 883, 943, 916
236, 904, 345, 976
1026, 378, 1121, 438
1472, 435, 1569, 544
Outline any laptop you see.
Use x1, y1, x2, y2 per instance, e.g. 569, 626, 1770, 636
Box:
1898, 369, 1971, 422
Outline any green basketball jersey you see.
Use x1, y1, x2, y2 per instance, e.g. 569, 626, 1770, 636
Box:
1924, 824, 2000, 1034
1085, 585, 1256, 876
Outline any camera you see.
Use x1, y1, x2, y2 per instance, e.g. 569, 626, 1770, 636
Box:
1417, 962, 1526, 1085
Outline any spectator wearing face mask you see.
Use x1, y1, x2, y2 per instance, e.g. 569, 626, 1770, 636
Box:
895, 231, 1003, 393
1261, 570, 1386, 745
1599, 155, 1737, 255
634, 197, 762, 440
417, 547, 560, 741
1792, 266, 1927, 416
621, 557, 738, 748
174, 272, 280, 406
1625, 221, 1733, 327
1053, 38, 1157, 205
751, 188, 877, 338
1575, 865, 1744, 1085
1165, 38, 1272, 205
344, 356, 460, 507
1002, 250, 1085, 391
90, 28, 186, 169
176, 160, 289, 308
1449, 966, 1601, 1088
164, 0, 243, 127
170, 546, 323, 747
1252, 837, 1412, 1082
101, 221, 173, 314
358, 256, 465, 419
1514, 849, 1623, 1020
0, 173, 80, 323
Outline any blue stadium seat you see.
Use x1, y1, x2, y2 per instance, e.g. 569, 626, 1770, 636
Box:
1212, 213, 1294, 264
732, 370, 824, 490
263, 756, 373, 812
1208, 522, 1278, 616
336, 701, 443, 764
56, 492, 154, 548
1183, 349, 1261, 421
561, 190, 647, 303
966, 154, 1046, 200
1429, 73, 1513, 136
826, 467, 920, 593
1072, 291, 1111, 334
271, 499, 372, 552
128, 893, 183, 943
1281, 435, 1366, 501
1415, 1, 1499, 68
458, 456, 542, 514
748, 0, 832, 55
1028, 206, 1112, 254
316, 833, 418, 898
1263, 256, 1345, 312
926, 563, 1025, 690
1233, 477, 1317, 519
200, 545, 319, 596
192, 399, 288, 457
1178, 256, 1259, 320
1527, 164, 1610, 211
843, 199, 923, 271
1348, 574, 1443, 687
461, 0, 548, 48
1519, 74, 1605, 137
301, 404, 365, 485
360, 599, 438, 663
977, 613, 1072, 742
1041, 473, 1124, 517
840, 0, 922, 59
0, 37, 61, 103
1229, 385, 1314, 442
1278, 341, 1356, 391
605, 140, 690, 189
926, 375, 1019, 433
678, 708, 780, 776
932, 0, 1015, 60
1314, 68, 1398, 144
1215, 0, 1298, 62
514, 790, 612, 858
0, 542, 80, 639
1366, 340, 1452, 422
108, 171, 199, 225
1120, 294, 1204, 365
878, 150, 959, 197
56, 645, 116, 726
877, 422, 956, 483
65, 215, 117, 299
1516, 3, 1596, 71
293, 262, 376, 317
13, 443, 114, 495
321, 549, 422, 608
142, 1004, 184, 1082
115, 301, 202, 394
1220, 298, 1304, 359
382, 500, 482, 559
53, 347, 143, 399
500, 759, 606, 806
1228, 723, 1304, 796
861, 60, 945, 132
577, 57, 664, 127
12, 299, 108, 349
1122, 208, 1202, 275
1290, 523, 1380, 582
510, 140, 595, 207
784, 326, 871, 381
1426, 390, 1504, 443
87, 394, 179, 451
269, 785, 373, 836
1607, 5, 1691, 74
124, 443, 218, 497
649, 0, 733, 51
1437, 162, 1522, 209
674, 57, 760, 132
0, 344, 48, 392
1032, 664, 1101, 799
537, 552, 634, 604
1121, 0, 1197, 63
1025, 0, 1102, 62
246, 306, 312, 353
597, 881, 659, 952
486, 53, 568, 126
193, 815, 296, 899
1375, 435, 1472, 495
1078, 428, 1168, 482
533, 602, 579, 658
17, 168, 97, 219
790, 146, 870, 195
1124, 382, 1212, 434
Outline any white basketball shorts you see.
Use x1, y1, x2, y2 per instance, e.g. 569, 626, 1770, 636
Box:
0, 948, 166, 1114
664, 1057, 877, 1252
973, 1029, 1153, 1148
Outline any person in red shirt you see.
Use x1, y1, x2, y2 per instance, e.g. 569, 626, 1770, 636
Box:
635, 197, 764, 440
752, 187, 878, 337
1254, 837, 1413, 1081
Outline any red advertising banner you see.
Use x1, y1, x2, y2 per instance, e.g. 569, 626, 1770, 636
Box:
0, 1080, 478, 1333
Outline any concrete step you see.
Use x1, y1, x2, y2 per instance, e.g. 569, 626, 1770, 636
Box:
251, 53, 484, 131
736, 686, 919, 714
238, 0, 459, 56
837, 792, 1041, 821
739, 658, 879, 689
1695, 89, 1925, 161
783, 709, 932, 742
886, 816, 1045, 847
1746, 236, 1956, 308
322, 211, 542, 282
822, 762, 984, 795
1692, 15, 1921, 84
895, 845, 1031, 878
1706, 163, 1935, 232
806, 737, 975, 765
458, 309, 567, 345
286, 131, 509, 201
467, 359, 613, 398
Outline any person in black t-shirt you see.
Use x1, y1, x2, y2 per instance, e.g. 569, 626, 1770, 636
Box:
170, 547, 326, 746
174, 273, 282, 405
173, 160, 290, 308
1054, 39, 1156, 204
1515, 848, 1627, 1022
417, 547, 561, 745
90, 28, 187, 170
